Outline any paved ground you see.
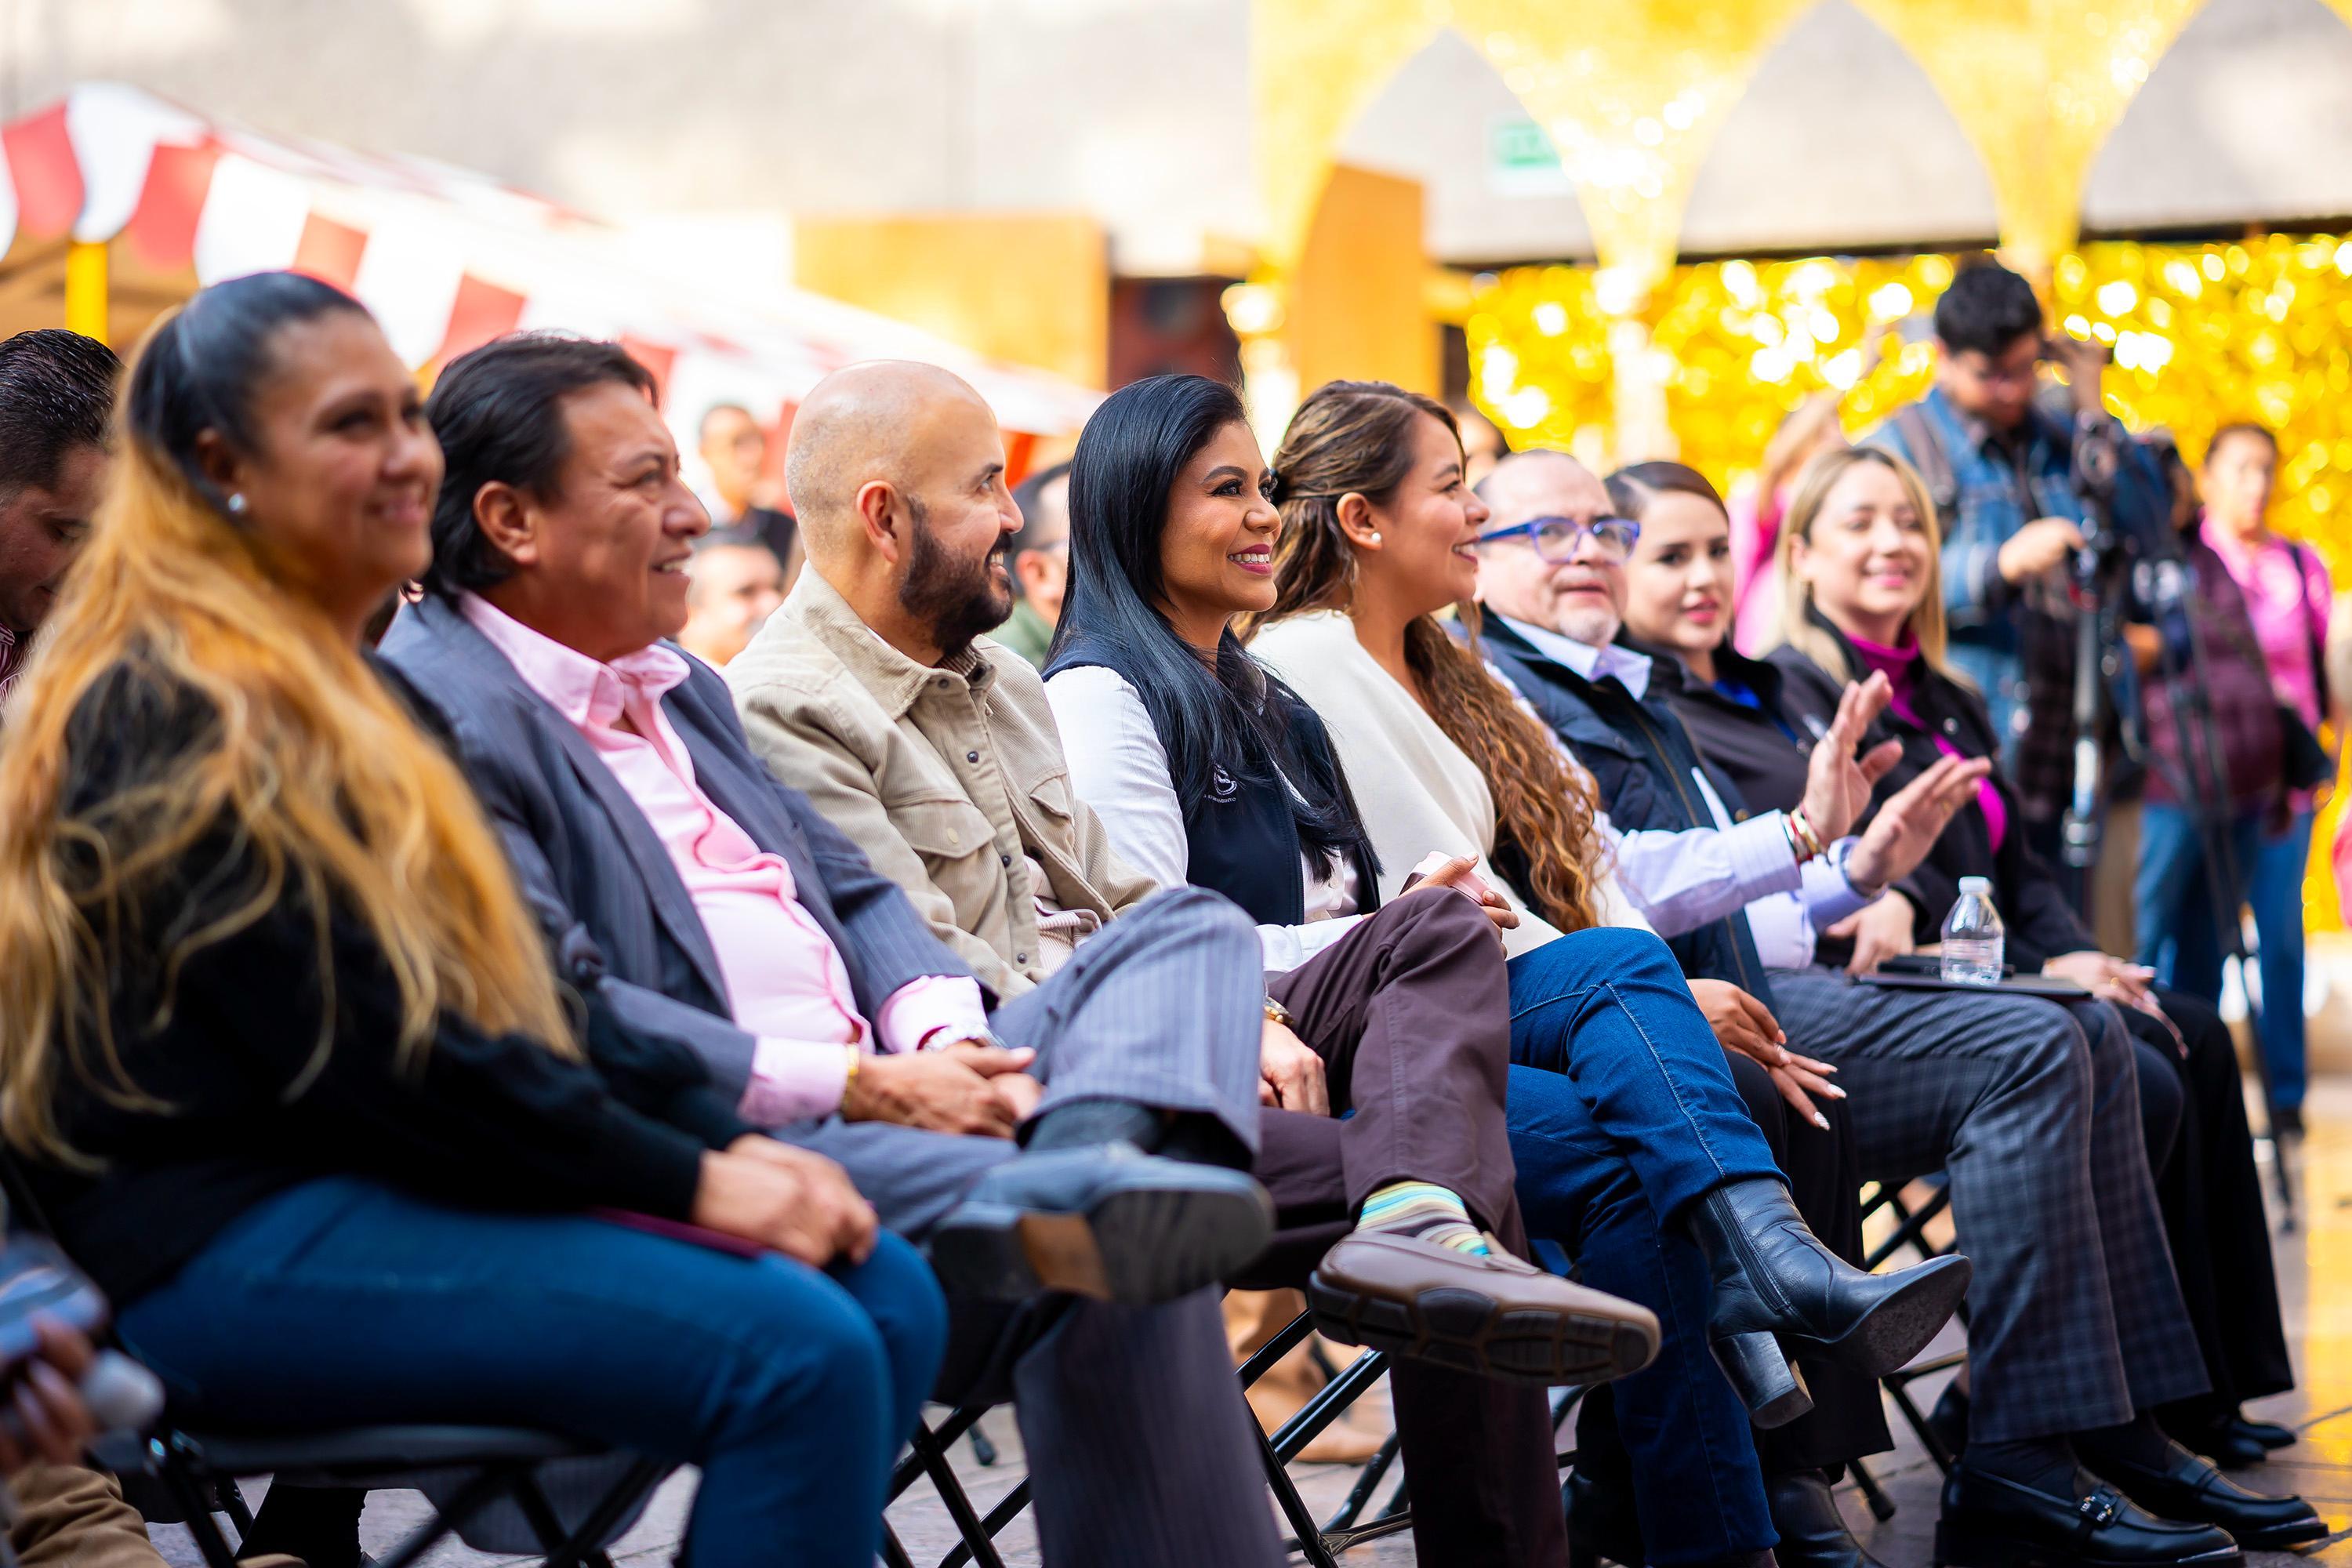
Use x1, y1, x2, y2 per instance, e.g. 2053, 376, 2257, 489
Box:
147, 1075, 2352, 1567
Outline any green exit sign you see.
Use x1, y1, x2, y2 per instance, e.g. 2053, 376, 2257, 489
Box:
1490, 117, 1570, 194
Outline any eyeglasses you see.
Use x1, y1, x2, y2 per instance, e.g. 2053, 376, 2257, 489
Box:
1473, 516, 1641, 564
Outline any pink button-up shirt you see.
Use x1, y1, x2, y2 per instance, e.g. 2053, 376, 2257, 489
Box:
463, 595, 987, 1122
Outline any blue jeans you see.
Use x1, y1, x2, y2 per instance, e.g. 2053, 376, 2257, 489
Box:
2134, 804, 2262, 1010
118, 1178, 948, 1568
1504, 927, 1788, 1563
2249, 811, 2314, 1110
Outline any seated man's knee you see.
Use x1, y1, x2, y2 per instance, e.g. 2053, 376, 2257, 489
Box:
1375, 884, 1506, 962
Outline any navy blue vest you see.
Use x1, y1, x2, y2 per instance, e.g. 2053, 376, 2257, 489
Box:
1475, 620, 1778, 1008
1046, 631, 1377, 927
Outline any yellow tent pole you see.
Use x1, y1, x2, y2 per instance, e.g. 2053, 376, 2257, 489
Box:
64, 241, 109, 344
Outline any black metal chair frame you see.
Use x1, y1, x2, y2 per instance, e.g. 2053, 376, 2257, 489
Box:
114, 1425, 669, 1568
880, 1307, 1410, 1568
1846, 1174, 1967, 1523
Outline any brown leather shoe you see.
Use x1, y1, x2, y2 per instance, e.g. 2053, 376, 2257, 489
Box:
1308, 1230, 1661, 1385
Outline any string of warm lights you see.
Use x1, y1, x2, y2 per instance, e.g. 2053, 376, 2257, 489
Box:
1464, 234, 2352, 584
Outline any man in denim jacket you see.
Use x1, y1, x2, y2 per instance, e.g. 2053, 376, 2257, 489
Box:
1864, 262, 2169, 855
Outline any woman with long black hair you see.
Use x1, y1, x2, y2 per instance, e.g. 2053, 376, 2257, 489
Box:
1045, 374, 1968, 1568
0, 274, 946, 1568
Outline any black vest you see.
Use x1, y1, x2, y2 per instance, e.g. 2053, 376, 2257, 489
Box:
1046, 631, 1377, 927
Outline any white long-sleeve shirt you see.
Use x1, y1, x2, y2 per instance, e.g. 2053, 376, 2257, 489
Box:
1043, 663, 1367, 972
1488, 616, 1875, 967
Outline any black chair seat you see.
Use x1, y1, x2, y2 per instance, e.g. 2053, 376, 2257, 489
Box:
177, 1425, 603, 1478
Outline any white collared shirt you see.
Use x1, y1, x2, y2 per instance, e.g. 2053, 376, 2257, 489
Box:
1486, 622, 1873, 967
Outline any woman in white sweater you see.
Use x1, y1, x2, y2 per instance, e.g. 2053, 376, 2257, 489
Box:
1046, 374, 1967, 1568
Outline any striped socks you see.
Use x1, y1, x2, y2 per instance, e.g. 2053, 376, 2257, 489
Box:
1357, 1180, 1491, 1257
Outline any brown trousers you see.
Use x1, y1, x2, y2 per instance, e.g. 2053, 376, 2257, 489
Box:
1242, 891, 1567, 1568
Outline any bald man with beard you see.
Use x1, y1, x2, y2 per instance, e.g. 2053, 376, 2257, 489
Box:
730, 361, 1673, 1568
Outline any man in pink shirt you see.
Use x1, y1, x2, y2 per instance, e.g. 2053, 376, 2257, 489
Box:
383, 334, 1293, 1568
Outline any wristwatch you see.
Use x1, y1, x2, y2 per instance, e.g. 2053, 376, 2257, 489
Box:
1263, 996, 1297, 1029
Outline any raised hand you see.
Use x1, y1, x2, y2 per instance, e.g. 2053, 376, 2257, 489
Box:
1800, 672, 1899, 843
1846, 753, 1996, 889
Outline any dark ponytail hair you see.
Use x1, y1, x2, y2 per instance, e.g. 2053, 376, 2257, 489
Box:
1605, 459, 1727, 522
124, 270, 370, 518
1056, 373, 1370, 873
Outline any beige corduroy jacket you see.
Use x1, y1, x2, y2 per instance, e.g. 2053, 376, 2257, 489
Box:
726, 569, 1159, 1000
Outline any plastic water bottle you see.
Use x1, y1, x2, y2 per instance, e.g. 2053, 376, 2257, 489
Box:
1940, 877, 2005, 985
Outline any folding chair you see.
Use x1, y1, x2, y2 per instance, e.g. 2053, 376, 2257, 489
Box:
110, 1424, 668, 1568
1846, 1174, 1967, 1523
879, 1307, 1404, 1568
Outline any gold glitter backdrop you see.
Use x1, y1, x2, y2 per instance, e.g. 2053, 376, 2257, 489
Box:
1463, 236, 2352, 586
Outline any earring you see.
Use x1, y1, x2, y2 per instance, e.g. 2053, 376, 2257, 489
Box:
1367, 531, 1382, 543
226, 493, 248, 516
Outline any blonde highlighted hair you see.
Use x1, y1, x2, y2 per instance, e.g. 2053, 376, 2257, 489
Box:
1250, 379, 1607, 934
0, 277, 573, 1163
1773, 445, 1958, 685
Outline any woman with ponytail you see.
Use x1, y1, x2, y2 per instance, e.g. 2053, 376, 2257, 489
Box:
0, 274, 943, 1568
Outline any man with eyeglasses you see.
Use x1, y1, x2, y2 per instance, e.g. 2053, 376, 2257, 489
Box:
1864, 262, 2171, 877
1466, 447, 2290, 1568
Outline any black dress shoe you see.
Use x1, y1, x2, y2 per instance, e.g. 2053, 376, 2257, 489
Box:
2231, 1414, 2296, 1452
1564, 1466, 1645, 1568
2161, 1412, 2267, 1469
929, 1141, 1273, 1303
2087, 1439, 2328, 1551
1687, 1179, 1973, 1423
1936, 1464, 2241, 1568
1768, 1468, 1887, 1568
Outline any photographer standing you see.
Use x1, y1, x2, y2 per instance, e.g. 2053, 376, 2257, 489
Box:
1865, 262, 2172, 877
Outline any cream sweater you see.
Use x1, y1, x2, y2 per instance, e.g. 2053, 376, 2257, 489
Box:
1253, 610, 1641, 957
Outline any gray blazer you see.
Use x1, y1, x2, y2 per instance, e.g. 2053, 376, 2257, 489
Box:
379, 592, 982, 1102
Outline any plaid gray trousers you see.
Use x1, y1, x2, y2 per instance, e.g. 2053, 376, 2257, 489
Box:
1770, 969, 2208, 1443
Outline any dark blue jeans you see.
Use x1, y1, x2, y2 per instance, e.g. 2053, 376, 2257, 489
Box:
118, 1178, 948, 1568
1504, 926, 1787, 1564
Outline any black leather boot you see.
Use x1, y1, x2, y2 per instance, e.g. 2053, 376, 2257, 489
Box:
1687, 1179, 1973, 1424
1768, 1468, 1886, 1568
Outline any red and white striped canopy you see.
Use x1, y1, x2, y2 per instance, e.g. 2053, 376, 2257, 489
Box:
0, 82, 1102, 438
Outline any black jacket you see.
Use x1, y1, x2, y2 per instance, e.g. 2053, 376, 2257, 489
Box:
1647, 642, 1817, 829
1767, 610, 2098, 971
28, 658, 739, 1306
1475, 619, 1777, 1006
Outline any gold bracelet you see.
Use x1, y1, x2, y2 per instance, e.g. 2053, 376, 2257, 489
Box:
843, 1045, 862, 1090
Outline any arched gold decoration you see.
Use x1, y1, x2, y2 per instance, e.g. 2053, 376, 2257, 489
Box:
1853, 0, 2209, 270
1448, 0, 1817, 296
1252, 0, 1448, 276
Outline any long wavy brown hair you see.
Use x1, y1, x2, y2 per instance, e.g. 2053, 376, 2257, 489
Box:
1246, 379, 1606, 932
0, 278, 575, 1164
